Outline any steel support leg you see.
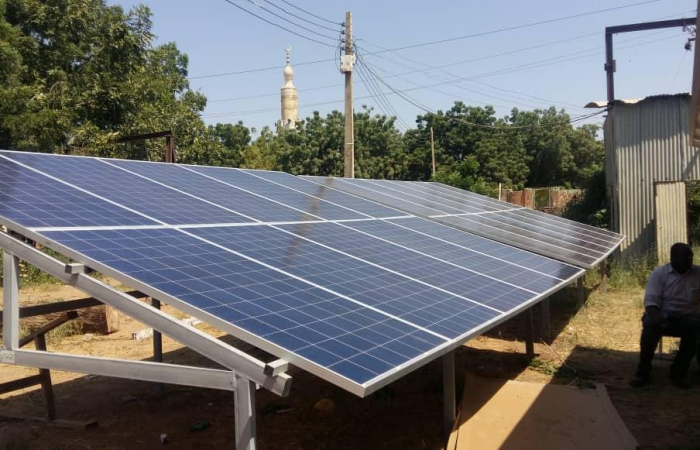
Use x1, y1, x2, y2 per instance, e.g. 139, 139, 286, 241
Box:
577, 277, 585, 308
151, 298, 165, 397
540, 298, 551, 343
3, 251, 20, 350
35, 334, 57, 421
234, 374, 257, 450
525, 307, 535, 358
443, 351, 456, 436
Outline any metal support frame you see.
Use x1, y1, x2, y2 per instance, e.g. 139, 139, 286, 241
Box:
234, 374, 257, 450
605, 17, 695, 102
0, 232, 292, 450
3, 251, 20, 350
442, 351, 456, 437
540, 298, 551, 342
577, 277, 585, 309
525, 307, 535, 358
151, 297, 165, 396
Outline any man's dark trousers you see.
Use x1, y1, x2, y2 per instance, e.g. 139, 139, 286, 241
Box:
636, 314, 700, 379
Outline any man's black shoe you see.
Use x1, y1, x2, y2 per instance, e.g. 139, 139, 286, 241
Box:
629, 375, 649, 387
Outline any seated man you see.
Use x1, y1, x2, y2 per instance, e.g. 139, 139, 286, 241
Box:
631, 243, 700, 388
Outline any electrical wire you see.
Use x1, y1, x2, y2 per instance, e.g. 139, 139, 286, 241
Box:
262, 0, 341, 32
243, 0, 339, 41
278, 0, 341, 26
204, 32, 681, 119
195, 1, 677, 80
361, 0, 661, 56
221, 0, 336, 48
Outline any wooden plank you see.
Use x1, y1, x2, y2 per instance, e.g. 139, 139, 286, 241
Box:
0, 290, 145, 320
18, 312, 78, 348
0, 375, 42, 395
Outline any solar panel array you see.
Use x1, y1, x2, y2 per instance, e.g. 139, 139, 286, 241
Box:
303, 177, 624, 268
0, 151, 597, 396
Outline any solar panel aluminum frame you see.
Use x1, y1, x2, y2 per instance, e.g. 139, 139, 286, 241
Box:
0, 216, 583, 397
0, 228, 292, 396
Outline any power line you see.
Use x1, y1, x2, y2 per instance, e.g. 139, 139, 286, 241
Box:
221, 0, 336, 48
190, 58, 335, 80
194, 1, 670, 80
262, 0, 340, 32
362, 0, 661, 55
203, 32, 682, 119
278, 0, 341, 26
243, 0, 339, 41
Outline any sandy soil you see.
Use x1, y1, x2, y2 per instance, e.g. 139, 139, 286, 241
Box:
1, 280, 699, 449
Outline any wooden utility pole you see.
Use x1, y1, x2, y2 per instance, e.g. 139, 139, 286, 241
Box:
430, 127, 436, 177
342, 11, 355, 178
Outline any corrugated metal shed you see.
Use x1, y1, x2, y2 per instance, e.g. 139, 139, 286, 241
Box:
605, 94, 700, 259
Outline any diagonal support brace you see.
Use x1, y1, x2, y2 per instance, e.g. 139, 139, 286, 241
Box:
0, 232, 291, 397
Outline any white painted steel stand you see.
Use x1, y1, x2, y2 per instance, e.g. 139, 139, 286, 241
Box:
0, 232, 291, 450
443, 351, 456, 436
234, 374, 257, 450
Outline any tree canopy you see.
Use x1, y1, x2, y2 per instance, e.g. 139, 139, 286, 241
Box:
0, 0, 605, 211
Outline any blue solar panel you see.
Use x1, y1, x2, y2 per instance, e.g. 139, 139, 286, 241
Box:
303, 176, 623, 268
0, 153, 156, 228
247, 170, 405, 219
384, 217, 582, 280
302, 176, 445, 216
188, 225, 501, 339
1, 152, 252, 225
106, 160, 319, 223
0, 151, 595, 396
274, 221, 535, 312
339, 218, 582, 293
186, 166, 369, 221
42, 227, 446, 385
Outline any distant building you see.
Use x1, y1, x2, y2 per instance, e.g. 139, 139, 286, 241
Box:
587, 94, 700, 261
278, 47, 298, 130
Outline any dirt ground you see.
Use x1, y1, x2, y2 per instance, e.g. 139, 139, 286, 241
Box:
1, 279, 700, 449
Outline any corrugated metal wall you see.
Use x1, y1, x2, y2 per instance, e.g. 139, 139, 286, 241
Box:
606, 94, 700, 259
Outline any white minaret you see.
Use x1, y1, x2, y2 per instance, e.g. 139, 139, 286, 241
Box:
279, 47, 298, 130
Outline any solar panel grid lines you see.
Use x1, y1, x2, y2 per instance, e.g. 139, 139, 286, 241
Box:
437, 214, 599, 267
384, 217, 582, 280
431, 181, 624, 242
358, 178, 505, 214
0, 152, 165, 227
98, 158, 268, 225
291, 219, 542, 297
335, 179, 609, 255
0, 157, 154, 228
0, 151, 603, 396
303, 175, 623, 268
244, 170, 408, 219
264, 223, 508, 314
36, 226, 451, 386
345, 218, 580, 293
478, 212, 614, 251
0, 152, 252, 225
186, 166, 372, 221
302, 176, 447, 216
429, 207, 525, 218
390, 180, 511, 212
189, 225, 502, 339
103, 159, 323, 224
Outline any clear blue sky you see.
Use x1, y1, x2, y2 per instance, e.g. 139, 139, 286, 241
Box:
110, 0, 696, 134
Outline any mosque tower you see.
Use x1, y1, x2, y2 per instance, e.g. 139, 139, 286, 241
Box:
278, 47, 298, 130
